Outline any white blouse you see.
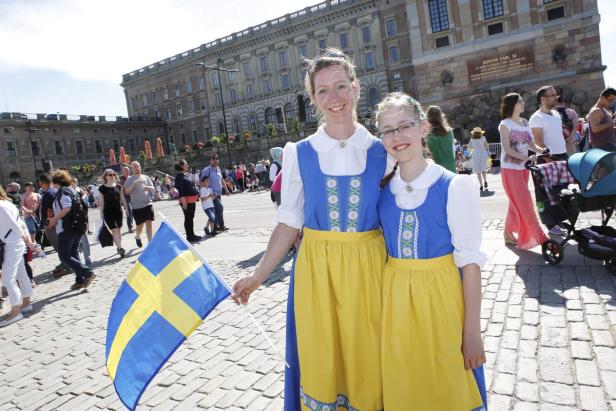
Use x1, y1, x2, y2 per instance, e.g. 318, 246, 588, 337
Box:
389, 163, 487, 268
0, 200, 27, 243
276, 124, 391, 230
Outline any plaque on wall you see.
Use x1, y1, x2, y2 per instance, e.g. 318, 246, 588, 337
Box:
467, 49, 535, 83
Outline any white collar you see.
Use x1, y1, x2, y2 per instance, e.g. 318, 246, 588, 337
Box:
309, 124, 375, 153
389, 163, 444, 195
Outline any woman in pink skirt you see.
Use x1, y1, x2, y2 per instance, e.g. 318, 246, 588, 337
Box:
498, 93, 549, 249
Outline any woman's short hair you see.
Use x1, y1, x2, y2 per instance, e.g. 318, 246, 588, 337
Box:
51, 169, 72, 187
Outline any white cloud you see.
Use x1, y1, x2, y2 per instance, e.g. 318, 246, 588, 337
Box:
0, 0, 318, 83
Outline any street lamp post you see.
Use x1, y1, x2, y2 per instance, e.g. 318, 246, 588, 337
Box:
24, 120, 44, 180
195, 59, 239, 165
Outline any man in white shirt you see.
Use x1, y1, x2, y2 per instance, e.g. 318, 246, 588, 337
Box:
529, 85, 568, 161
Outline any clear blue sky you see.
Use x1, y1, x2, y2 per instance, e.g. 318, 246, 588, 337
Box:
1, 0, 614, 117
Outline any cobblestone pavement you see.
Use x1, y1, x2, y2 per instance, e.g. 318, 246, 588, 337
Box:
1, 212, 615, 410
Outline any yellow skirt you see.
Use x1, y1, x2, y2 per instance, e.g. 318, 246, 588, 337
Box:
382, 254, 483, 411
295, 228, 386, 411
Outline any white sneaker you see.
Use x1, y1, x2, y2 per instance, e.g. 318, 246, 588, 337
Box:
21, 305, 33, 313
0, 313, 23, 327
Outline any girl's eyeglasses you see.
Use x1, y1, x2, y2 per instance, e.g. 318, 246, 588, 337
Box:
378, 122, 418, 139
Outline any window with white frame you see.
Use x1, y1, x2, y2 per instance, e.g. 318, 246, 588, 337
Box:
244, 62, 252, 77
483, 0, 504, 19
215, 91, 222, 106
362, 26, 372, 44
174, 81, 180, 97
318, 38, 326, 51
142, 94, 148, 107
365, 52, 376, 70
185, 79, 192, 94
429, 0, 449, 33
5, 141, 16, 156
263, 79, 272, 94
192, 129, 198, 143
54, 141, 64, 155
249, 113, 257, 131
163, 86, 169, 100
176, 102, 183, 117
75, 140, 84, 154
199, 95, 207, 112
279, 50, 288, 67
188, 99, 195, 113
165, 107, 171, 119
281, 73, 290, 90
212, 74, 220, 87
197, 76, 205, 90
340, 32, 349, 49
229, 88, 237, 104
389, 46, 400, 63
246, 83, 254, 99
228, 70, 236, 81
386, 18, 397, 37
298, 44, 307, 58
260, 55, 269, 72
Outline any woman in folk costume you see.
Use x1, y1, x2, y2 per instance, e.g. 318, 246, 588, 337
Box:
232, 49, 388, 410
375, 93, 488, 410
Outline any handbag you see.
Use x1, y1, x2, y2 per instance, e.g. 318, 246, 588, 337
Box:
0, 229, 13, 267
97, 223, 114, 247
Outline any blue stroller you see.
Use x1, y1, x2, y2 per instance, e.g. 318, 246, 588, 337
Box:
530, 149, 616, 273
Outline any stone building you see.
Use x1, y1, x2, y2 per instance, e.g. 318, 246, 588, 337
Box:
408, 0, 605, 141
122, 0, 605, 146
0, 113, 164, 185
121, 0, 410, 152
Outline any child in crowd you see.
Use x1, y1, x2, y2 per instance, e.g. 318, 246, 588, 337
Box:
199, 176, 217, 236
375, 92, 487, 410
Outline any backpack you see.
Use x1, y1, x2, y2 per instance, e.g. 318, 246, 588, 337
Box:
555, 107, 573, 133
56, 187, 87, 235
272, 161, 282, 176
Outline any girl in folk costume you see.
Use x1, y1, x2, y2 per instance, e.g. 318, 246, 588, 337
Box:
232, 49, 388, 410
375, 93, 488, 410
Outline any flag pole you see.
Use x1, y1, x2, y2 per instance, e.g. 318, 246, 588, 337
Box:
157, 212, 289, 368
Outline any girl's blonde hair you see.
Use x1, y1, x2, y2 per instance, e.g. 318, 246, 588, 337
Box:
0, 185, 10, 201
303, 48, 358, 122
375, 92, 431, 187
375, 92, 426, 128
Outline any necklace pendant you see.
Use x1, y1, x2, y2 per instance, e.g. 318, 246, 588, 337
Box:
405, 184, 414, 193
339, 141, 346, 148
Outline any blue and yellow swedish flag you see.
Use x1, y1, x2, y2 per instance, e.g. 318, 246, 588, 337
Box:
105, 221, 230, 410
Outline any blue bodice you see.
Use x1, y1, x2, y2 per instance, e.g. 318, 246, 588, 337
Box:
378, 171, 455, 259
296, 138, 386, 232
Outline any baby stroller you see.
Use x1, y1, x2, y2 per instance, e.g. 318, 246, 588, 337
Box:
526, 149, 616, 274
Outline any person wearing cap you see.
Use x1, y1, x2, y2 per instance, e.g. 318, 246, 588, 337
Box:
529, 85, 568, 161
467, 127, 490, 191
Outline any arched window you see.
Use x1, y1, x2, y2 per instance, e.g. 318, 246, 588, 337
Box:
368, 87, 379, 111
9, 171, 21, 183
265, 107, 275, 125
218, 121, 225, 135
284, 103, 295, 119
233, 117, 241, 134
249, 113, 258, 131
305, 98, 316, 124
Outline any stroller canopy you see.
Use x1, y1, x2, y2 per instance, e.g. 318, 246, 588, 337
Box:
568, 149, 616, 197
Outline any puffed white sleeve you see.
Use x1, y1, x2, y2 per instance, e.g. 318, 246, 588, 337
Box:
446, 175, 488, 268
275, 142, 304, 229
